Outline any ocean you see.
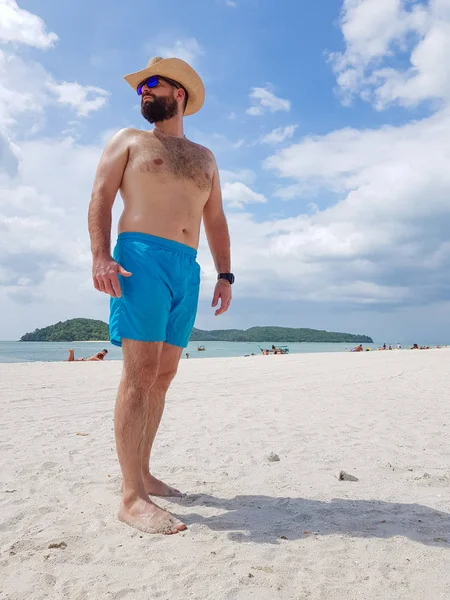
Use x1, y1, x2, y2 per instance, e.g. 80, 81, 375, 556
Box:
0, 340, 445, 363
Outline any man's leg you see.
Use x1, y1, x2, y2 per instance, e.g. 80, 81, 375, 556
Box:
141, 343, 183, 497
67, 349, 75, 361
115, 339, 186, 535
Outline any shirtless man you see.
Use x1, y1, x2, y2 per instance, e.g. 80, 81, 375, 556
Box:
88, 57, 233, 535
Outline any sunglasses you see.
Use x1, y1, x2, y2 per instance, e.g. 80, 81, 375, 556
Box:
137, 75, 182, 96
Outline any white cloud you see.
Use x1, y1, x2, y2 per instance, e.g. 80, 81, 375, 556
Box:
0, 131, 19, 177
0, 5, 108, 125
247, 86, 291, 116
260, 125, 298, 145
0, 50, 109, 128
157, 38, 203, 66
222, 181, 267, 209
0, 3, 113, 338
246, 106, 264, 116
0, 0, 58, 48
219, 169, 267, 209
225, 0, 237, 6
0, 50, 49, 128
195, 5, 450, 327
48, 81, 109, 117
220, 168, 255, 185
330, 0, 450, 109
0, 135, 106, 338
258, 104, 450, 306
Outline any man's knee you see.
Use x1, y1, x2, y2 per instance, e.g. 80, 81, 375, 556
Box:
156, 366, 178, 392
122, 340, 162, 389
123, 363, 159, 390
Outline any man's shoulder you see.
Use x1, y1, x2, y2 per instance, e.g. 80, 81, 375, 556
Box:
105, 128, 147, 152
104, 127, 137, 147
188, 140, 216, 162
113, 127, 142, 140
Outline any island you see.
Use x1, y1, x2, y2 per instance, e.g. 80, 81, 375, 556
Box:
20, 318, 109, 342
189, 326, 373, 343
20, 319, 373, 344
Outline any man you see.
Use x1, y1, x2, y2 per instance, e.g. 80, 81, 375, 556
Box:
88, 57, 233, 535
67, 348, 108, 361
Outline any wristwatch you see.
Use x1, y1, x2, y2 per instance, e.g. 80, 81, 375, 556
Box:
217, 273, 235, 285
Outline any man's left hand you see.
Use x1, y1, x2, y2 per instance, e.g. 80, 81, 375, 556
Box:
211, 279, 232, 316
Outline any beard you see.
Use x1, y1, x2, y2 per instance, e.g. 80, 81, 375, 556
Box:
141, 93, 178, 124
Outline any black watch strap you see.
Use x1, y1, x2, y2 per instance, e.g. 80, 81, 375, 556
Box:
218, 272, 235, 284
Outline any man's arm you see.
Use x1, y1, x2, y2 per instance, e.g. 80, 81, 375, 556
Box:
88, 128, 129, 258
88, 129, 132, 298
203, 158, 232, 315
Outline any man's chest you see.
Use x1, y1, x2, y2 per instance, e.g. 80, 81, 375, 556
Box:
130, 140, 213, 191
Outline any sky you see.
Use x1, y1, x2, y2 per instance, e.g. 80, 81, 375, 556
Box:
1, 0, 450, 343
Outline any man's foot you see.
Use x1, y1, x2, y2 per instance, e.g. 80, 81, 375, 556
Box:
143, 473, 183, 498
118, 497, 186, 535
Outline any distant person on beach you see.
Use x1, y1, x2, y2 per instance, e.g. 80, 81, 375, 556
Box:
88, 57, 233, 535
351, 344, 363, 352
67, 349, 108, 362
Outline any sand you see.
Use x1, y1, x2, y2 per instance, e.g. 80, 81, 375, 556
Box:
1, 349, 450, 600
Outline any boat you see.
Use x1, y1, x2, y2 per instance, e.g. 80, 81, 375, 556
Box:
197, 345, 206, 351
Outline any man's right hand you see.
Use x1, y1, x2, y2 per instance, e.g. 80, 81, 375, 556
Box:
92, 256, 132, 298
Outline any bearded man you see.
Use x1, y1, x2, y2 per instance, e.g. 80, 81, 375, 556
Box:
88, 57, 234, 535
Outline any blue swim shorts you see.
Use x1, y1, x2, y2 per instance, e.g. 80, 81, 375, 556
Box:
109, 232, 200, 349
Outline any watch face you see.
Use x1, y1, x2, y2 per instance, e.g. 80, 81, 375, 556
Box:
219, 273, 235, 284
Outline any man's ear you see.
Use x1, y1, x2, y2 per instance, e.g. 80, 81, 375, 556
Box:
177, 88, 188, 110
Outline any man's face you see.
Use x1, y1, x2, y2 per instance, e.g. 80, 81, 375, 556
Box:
140, 78, 179, 124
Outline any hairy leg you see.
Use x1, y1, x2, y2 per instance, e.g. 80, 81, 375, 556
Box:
141, 343, 183, 497
115, 339, 185, 534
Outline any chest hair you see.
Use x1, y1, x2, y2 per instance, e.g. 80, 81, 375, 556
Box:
137, 136, 213, 191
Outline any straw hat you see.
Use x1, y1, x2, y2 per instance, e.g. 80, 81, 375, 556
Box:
123, 56, 205, 116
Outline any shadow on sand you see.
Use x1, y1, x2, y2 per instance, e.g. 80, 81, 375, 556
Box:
180, 494, 450, 546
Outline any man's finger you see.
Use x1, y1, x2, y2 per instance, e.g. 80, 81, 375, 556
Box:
118, 265, 132, 277
97, 278, 107, 294
214, 295, 222, 315
101, 277, 117, 298
110, 273, 122, 298
99, 275, 116, 298
215, 297, 228, 316
211, 291, 219, 307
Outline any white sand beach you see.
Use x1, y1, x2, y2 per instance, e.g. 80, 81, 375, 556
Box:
1, 349, 450, 600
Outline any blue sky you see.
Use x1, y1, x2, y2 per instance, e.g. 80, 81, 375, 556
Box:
2, 0, 450, 343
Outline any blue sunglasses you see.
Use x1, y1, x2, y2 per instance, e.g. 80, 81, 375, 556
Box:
137, 75, 182, 96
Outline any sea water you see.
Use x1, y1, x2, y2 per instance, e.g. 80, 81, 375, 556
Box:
0, 340, 445, 363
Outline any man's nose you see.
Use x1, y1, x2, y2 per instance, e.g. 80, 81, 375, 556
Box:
142, 86, 154, 96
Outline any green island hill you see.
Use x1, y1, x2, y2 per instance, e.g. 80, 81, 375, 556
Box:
20, 318, 373, 344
